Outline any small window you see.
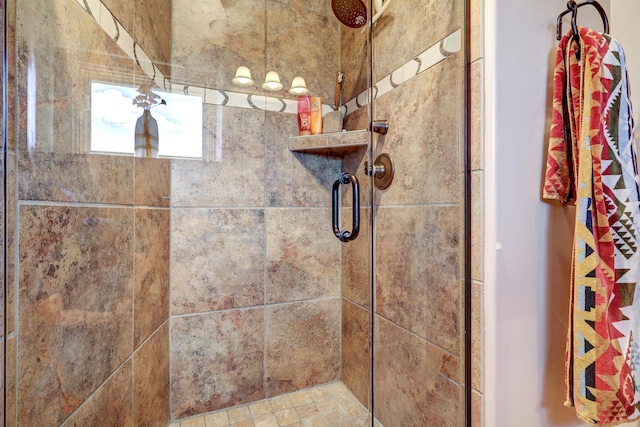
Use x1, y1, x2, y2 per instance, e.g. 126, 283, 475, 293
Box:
90, 82, 203, 158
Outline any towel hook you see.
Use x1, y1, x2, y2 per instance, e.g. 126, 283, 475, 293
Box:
556, 0, 609, 41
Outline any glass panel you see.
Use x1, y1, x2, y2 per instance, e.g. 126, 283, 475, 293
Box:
369, 0, 467, 425
4, 0, 467, 425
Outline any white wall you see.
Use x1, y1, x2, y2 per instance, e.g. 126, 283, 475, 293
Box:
611, 0, 640, 122
482, 0, 640, 426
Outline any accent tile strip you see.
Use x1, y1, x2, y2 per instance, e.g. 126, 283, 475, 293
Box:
73, 0, 461, 117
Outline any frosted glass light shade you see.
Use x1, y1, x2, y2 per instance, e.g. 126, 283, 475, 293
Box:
232, 66, 254, 86
262, 71, 284, 91
289, 76, 309, 95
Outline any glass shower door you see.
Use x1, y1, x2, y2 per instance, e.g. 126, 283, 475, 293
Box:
367, 0, 468, 425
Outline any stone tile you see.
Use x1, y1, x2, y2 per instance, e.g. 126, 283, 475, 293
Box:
275, 408, 300, 425
308, 387, 330, 402
135, 157, 171, 207
230, 421, 254, 427
171, 106, 266, 207
63, 361, 133, 426
470, 0, 483, 62
289, 390, 313, 407
340, 22, 371, 104
269, 395, 293, 412
374, 316, 462, 427
18, 152, 134, 205
374, 60, 462, 205
6, 151, 15, 334
249, 400, 273, 417
102, 0, 134, 33
134, 208, 170, 347
134, 322, 170, 426
228, 406, 251, 423
274, 0, 333, 17
17, 206, 133, 426
472, 390, 483, 427
171, 308, 264, 418
265, 112, 341, 208
171, 0, 266, 92
341, 300, 371, 410
15, 0, 136, 157
471, 61, 483, 171
267, 1, 339, 104
295, 402, 319, 418
266, 208, 340, 303
182, 416, 206, 427
171, 208, 265, 314
6, 337, 15, 426
373, 0, 461, 82
342, 207, 372, 309
254, 414, 278, 427
134, 0, 171, 76
266, 299, 340, 396
301, 415, 329, 427
472, 280, 483, 392
205, 411, 230, 426
471, 171, 484, 281
375, 205, 462, 354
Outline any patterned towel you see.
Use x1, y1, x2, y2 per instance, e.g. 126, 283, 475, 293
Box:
544, 27, 640, 426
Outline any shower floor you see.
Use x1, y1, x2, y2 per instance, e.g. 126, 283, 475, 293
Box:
168, 381, 382, 427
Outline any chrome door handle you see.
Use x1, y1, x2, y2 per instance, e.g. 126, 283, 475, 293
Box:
332, 173, 360, 242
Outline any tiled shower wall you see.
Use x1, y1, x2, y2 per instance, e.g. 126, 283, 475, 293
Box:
166, 0, 348, 420
6, 0, 171, 425
341, 0, 470, 426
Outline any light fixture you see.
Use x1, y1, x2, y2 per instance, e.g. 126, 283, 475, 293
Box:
232, 66, 254, 87
288, 76, 309, 95
262, 71, 284, 91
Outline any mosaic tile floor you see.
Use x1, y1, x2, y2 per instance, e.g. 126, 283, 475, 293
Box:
169, 381, 382, 427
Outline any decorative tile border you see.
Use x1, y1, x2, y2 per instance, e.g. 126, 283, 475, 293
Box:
74, 0, 461, 117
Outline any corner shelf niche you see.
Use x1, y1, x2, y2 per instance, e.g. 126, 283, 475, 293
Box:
288, 130, 368, 156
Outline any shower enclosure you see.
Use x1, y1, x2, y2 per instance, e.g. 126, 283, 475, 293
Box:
1, 0, 469, 425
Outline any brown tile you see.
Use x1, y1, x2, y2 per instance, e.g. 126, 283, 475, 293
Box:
289, 390, 313, 406
267, 2, 339, 104
472, 281, 483, 392
135, 157, 171, 207
171, 208, 265, 314
375, 205, 462, 354
249, 400, 273, 417
254, 414, 279, 427
341, 206, 371, 309
266, 208, 340, 303
266, 299, 340, 396
471, 171, 484, 281
472, 390, 483, 427
134, 0, 171, 76
64, 360, 133, 426
134, 322, 170, 426
15, 0, 136, 157
374, 316, 462, 427
6, 337, 15, 426
471, 61, 483, 171
342, 299, 371, 409
102, 0, 134, 33
470, 0, 483, 62
374, 60, 462, 205
275, 408, 300, 425
171, 0, 266, 92
17, 205, 134, 426
265, 112, 341, 208
171, 106, 266, 207
18, 152, 134, 205
341, 23, 371, 104
269, 395, 293, 412
6, 151, 15, 334
171, 308, 264, 418
182, 417, 206, 427
134, 208, 170, 346
373, 0, 461, 81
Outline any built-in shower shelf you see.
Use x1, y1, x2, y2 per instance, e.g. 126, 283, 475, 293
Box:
288, 130, 368, 155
